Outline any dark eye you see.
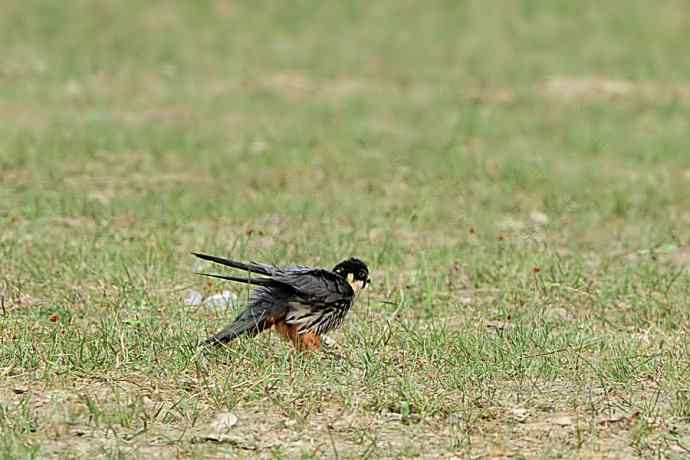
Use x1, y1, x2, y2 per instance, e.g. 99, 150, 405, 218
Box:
358, 270, 367, 279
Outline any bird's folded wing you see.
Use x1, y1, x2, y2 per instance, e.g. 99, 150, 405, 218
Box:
272, 269, 353, 306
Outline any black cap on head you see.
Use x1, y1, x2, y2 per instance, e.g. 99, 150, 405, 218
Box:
333, 257, 370, 287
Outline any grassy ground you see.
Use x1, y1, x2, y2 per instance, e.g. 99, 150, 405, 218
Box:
2, 1, 690, 458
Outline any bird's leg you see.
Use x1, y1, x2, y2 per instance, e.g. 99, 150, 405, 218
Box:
273, 321, 320, 352
298, 331, 321, 352
273, 321, 296, 343
273, 321, 302, 349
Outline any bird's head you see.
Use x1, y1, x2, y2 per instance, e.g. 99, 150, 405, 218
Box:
333, 257, 370, 293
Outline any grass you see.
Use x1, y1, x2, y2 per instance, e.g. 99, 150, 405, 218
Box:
2, 0, 690, 458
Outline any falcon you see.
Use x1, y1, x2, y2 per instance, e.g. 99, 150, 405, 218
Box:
193, 252, 370, 351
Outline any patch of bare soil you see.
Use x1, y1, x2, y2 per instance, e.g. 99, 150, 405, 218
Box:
4, 373, 686, 459
543, 77, 690, 103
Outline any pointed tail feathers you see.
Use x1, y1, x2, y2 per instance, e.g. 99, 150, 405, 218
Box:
203, 322, 250, 346
195, 272, 271, 287
192, 252, 274, 276
203, 314, 268, 346
194, 251, 277, 348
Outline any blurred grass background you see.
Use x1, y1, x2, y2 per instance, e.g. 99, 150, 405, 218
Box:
2, 1, 690, 458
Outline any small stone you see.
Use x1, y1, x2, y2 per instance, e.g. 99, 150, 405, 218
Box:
210, 412, 238, 432
529, 211, 549, 225
184, 290, 203, 306
509, 407, 529, 422
203, 291, 237, 309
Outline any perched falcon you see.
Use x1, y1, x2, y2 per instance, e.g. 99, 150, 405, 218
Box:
193, 252, 370, 351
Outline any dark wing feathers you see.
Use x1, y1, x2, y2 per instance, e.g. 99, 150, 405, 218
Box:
272, 269, 353, 304
193, 252, 352, 302
194, 272, 272, 287
203, 285, 291, 345
192, 252, 277, 276
195, 252, 357, 345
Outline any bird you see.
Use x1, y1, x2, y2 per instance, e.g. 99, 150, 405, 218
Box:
193, 252, 370, 351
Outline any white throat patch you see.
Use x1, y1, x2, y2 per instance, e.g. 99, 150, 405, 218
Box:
346, 273, 364, 294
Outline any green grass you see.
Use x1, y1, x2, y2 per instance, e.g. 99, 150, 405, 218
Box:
2, 1, 690, 458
